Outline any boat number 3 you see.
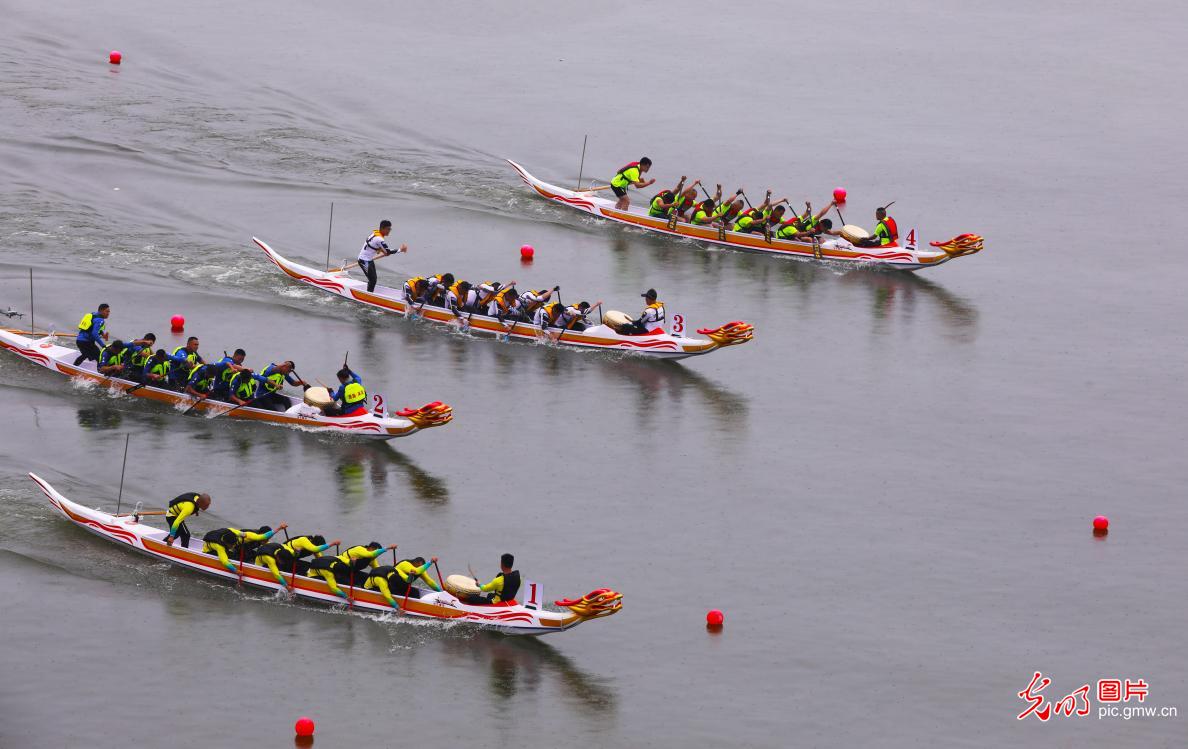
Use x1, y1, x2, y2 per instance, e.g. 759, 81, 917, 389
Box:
670, 314, 685, 336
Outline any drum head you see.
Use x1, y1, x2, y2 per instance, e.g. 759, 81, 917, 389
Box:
444, 574, 481, 597
303, 386, 333, 408
840, 225, 870, 243
604, 310, 632, 328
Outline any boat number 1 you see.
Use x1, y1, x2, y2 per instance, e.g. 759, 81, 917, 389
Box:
670, 313, 685, 336
523, 581, 540, 610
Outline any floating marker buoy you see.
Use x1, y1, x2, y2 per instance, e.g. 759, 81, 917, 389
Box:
520, 244, 534, 260
170, 315, 184, 332
295, 716, 315, 737
833, 187, 847, 204
1093, 515, 1109, 532
706, 609, 724, 627
109, 50, 122, 65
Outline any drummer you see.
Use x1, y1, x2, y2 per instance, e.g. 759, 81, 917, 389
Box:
855, 206, 898, 247
364, 556, 442, 607
326, 366, 367, 416
163, 492, 211, 547
619, 289, 665, 335
468, 553, 521, 604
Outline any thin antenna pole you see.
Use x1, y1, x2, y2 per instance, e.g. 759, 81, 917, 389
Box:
29, 268, 34, 334
576, 135, 588, 191
325, 201, 335, 271
114, 433, 130, 515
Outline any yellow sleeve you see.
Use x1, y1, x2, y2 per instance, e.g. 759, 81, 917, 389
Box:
242, 530, 270, 543
292, 537, 321, 556
418, 568, 441, 591
169, 504, 194, 533
479, 576, 504, 595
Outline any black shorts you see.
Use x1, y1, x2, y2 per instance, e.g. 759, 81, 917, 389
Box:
611, 184, 627, 198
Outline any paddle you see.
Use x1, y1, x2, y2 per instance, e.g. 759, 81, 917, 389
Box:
550, 301, 602, 343
124, 381, 148, 395
327, 250, 400, 274
116, 509, 166, 517
211, 389, 268, 419
180, 390, 213, 416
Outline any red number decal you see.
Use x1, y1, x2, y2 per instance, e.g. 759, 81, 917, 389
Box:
527, 583, 538, 605
373, 394, 384, 410
905, 229, 916, 246
672, 314, 684, 334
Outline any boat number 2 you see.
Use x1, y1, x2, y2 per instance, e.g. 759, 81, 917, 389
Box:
373, 394, 384, 411
670, 314, 685, 336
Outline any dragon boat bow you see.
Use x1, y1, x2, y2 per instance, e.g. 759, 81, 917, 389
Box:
256, 238, 753, 361
29, 473, 622, 636
0, 328, 452, 440
508, 160, 983, 271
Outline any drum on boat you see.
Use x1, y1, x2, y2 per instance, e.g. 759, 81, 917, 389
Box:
840, 225, 870, 243
603, 310, 632, 332
303, 386, 333, 408
444, 574, 481, 597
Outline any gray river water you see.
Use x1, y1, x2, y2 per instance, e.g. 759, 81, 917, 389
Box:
1, 0, 1186, 746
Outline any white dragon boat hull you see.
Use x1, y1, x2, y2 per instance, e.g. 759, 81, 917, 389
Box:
0, 328, 452, 440
255, 238, 753, 360
29, 473, 622, 636
507, 159, 980, 271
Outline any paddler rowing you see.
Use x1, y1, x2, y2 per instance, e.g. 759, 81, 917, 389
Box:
35, 474, 619, 635
509, 161, 979, 269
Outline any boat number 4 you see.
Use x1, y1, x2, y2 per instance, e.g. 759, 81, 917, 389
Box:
669, 313, 685, 337
904, 228, 918, 252
521, 579, 541, 610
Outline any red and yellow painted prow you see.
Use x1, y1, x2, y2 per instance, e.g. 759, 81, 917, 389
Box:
396, 401, 454, 429
556, 589, 624, 620
697, 321, 754, 348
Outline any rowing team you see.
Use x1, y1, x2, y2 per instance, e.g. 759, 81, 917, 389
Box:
403, 275, 668, 335
161, 493, 522, 607
74, 303, 373, 415
605, 157, 899, 247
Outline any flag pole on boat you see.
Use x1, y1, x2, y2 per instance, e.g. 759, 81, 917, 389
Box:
114, 433, 130, 516
576, 134, 588, 191
324, 201, 335, 271
28, 268, 34, 336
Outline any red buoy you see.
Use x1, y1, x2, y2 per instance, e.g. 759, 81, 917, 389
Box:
520, 244, 535, 260
833, 187, 847, 204
706, 609, 724, 626
170, 315, 184, 332
295, 717, 315, 737
1092, 515, 1109, 531
109, 50, 122, 65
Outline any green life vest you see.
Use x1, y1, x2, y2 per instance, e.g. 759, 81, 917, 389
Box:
343, 381, 366, 405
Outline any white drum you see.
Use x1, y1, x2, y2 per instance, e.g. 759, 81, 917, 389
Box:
303, 386, 333, 408
444, 574, 481, 598
840, 225, 870, 243
604, 310, 632, 332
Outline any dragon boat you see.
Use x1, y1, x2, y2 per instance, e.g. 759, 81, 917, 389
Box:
0, 327, 452, 440
508, 160, 983, 271
255, 238, 753, 360
30, 473, 622, 636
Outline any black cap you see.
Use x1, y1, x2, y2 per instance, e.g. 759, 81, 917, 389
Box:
642, 288, 657, 299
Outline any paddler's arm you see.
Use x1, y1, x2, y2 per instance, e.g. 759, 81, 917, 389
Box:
416, 557, 442, 592
813, 199, 835, 222
478, 575, 504, 595
165, 504, 195, 538
243, 523, 287, 544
